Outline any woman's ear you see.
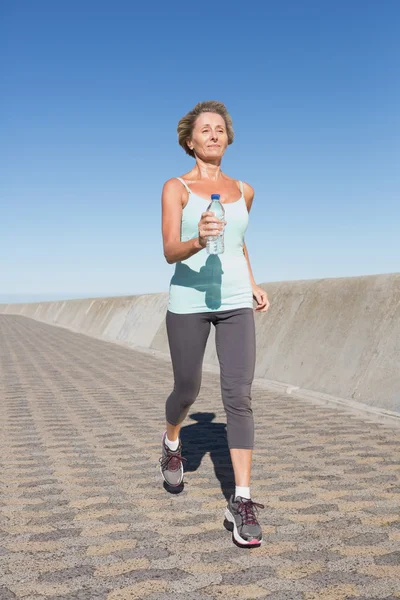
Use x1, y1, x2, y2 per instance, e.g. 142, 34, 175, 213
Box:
187, 139, 194, 151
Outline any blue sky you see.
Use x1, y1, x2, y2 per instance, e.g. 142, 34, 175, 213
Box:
2, 0, 399, 303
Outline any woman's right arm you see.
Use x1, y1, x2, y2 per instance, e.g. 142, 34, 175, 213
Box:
162, 179, 204, 264
162, 179, 223, 265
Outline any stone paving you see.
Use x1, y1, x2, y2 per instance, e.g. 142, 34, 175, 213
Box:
0, 314, 400, 600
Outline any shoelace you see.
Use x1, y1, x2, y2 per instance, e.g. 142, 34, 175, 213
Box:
237, 499, 265, 525
159, 448, 187, 470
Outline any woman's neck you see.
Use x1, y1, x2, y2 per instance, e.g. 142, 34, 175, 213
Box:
192, 157, 223, 181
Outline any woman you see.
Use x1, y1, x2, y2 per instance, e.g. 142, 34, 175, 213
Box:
159, 100, 270, 547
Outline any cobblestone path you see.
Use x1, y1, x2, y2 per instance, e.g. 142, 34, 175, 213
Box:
1, 315, 399, 600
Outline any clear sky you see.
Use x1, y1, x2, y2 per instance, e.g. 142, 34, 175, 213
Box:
2, 0, 399, 303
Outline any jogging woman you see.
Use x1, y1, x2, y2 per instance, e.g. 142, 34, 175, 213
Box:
159, 100, 270, 547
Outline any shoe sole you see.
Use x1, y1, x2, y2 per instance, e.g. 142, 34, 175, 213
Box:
224, 508, 262, 547
160, 464, 184, 487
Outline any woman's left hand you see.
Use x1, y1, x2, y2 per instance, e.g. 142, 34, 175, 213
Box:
252, 284, 270, 312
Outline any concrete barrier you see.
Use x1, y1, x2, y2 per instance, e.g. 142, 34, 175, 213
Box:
1, 273, 399, 413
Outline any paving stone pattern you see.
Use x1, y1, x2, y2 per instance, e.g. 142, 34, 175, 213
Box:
1, 315, 400, 600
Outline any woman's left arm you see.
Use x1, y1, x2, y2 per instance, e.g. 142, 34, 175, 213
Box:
243, 182, 270, 313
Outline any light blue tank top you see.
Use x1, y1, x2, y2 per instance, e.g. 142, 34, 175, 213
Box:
168, 178, 253, 314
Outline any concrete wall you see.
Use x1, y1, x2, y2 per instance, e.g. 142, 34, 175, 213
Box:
1, 273, 399, 413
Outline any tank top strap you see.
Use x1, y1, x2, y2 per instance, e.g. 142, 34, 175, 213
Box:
238, 180, 244, 196
176, 177, 192, 194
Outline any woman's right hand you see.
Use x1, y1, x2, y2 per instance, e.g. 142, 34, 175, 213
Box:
198, 211, 226, 248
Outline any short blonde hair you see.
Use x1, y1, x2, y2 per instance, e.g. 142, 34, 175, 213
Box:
177, 100, 234, 158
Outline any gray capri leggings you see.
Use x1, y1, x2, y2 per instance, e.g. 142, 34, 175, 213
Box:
165, 307, 256, 449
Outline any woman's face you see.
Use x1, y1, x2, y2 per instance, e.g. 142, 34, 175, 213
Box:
188, 112, 228, 160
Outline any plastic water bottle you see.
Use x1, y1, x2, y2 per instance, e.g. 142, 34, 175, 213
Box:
206, 194, 225, 255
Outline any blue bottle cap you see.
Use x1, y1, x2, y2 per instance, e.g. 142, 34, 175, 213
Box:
211, 194, 220, 200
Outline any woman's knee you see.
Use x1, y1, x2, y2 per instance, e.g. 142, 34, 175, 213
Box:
167, 379, 200, 415
222, 384, 252, 415
174, 376, 201, 407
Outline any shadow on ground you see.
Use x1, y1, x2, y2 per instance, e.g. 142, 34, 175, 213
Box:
177, 411, 235, 501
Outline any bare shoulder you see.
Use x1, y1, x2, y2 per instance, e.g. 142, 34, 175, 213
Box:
225, 175, 254, 194
242, 181, 255, 211
162, 177, 185, 195
162, 177, 187, 207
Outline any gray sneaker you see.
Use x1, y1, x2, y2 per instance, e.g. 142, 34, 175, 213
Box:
159, 431, 186, 487
225, 495, 265, 547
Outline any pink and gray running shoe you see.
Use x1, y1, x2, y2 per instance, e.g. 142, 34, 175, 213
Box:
225, 495, 265, 547
159, 431, 186, 487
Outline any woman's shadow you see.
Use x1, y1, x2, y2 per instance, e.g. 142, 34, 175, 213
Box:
169, 412, 235, 500
171, 255, 224, 310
